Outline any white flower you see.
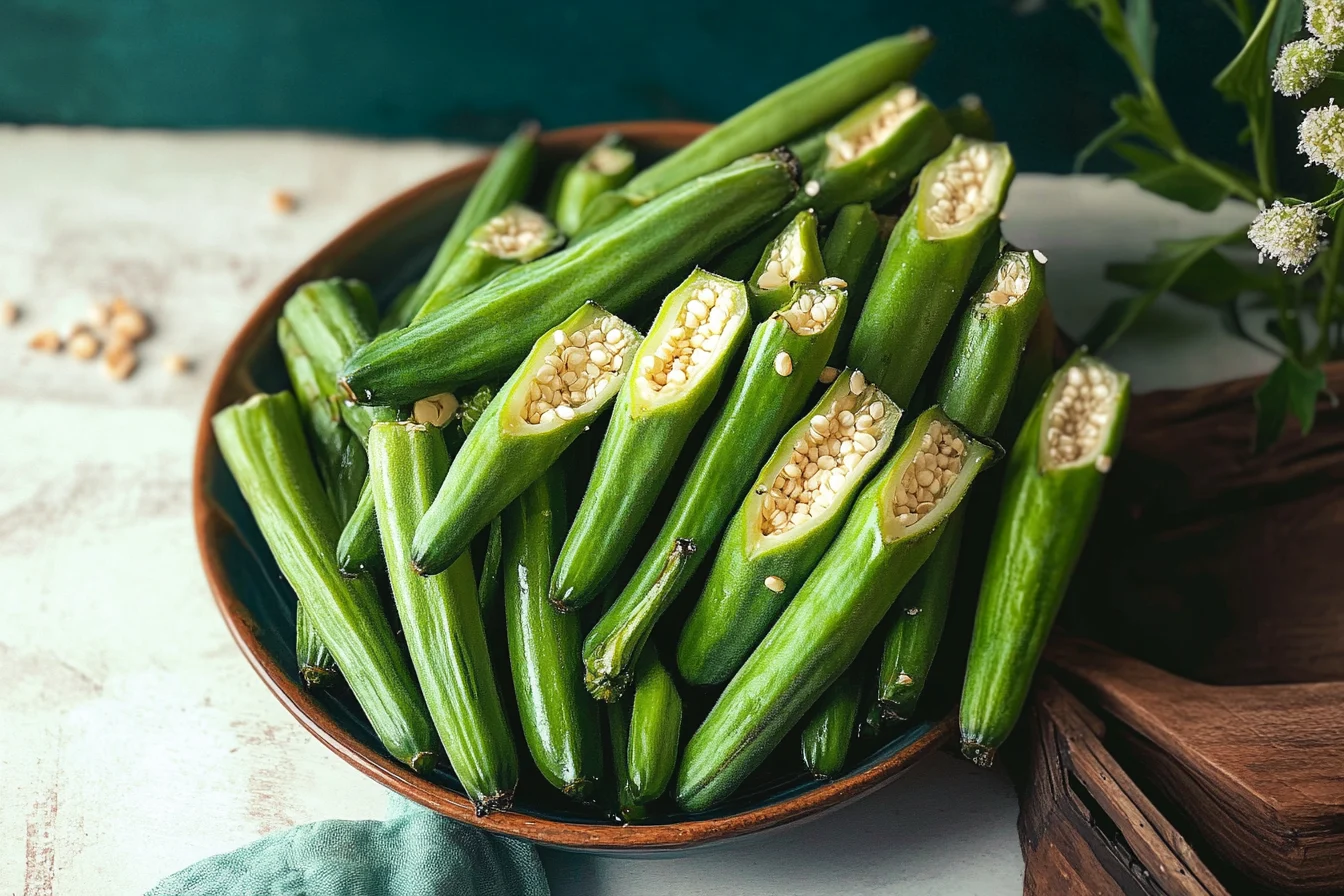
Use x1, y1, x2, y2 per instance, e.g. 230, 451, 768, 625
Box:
1308, 0, 1344, 50
1273, 39, 1334, 97
1299, 100, 1344, 177
1248, 202, 1327, 272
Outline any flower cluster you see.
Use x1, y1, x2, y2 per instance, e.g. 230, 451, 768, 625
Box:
1274, 39, 1333, 96
1248, 202, 1327, 273
1308, 0, 1344, 50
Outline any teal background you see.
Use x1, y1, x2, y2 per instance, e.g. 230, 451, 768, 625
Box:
0, 0, 1251, 172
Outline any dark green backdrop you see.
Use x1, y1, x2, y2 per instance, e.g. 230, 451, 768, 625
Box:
1, 0, 1250, 172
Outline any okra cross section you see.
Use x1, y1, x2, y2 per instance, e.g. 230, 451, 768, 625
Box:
551, 270, 751, 609
675, 408, 994, 813
747, 211, 826, 319
411, 302, 641, 576
677, 369, 903, 686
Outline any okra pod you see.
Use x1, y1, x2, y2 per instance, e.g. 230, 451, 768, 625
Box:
581, 283, 848, 699
960, 353, 1129, 768
477, 515, 504, 614
411, 204, 564, 323
387, 122, 538, 330
336, 480, 380, 577
847, 137, 1015, 406
367, 420, 518, 812
579, 31, 935, 230
821, 203, 884, 364
341, 151, 800, 406
676, 408, 994, 812
412, 303, 641, 576
626, 647, 683, 806
801, 671, 862, 779
550, 271, 751, 608
677, 370, 902, 686
606, 699, 645, 823
502, 468, 602, 800
554, 134, 636, 236
745, 211, 827, 319
212, 393, 435, 771
294, 602, 339, 688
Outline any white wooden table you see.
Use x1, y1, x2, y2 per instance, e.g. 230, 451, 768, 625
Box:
0, 126, 1268, 895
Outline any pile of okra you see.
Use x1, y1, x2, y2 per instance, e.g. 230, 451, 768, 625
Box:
215, 29, 1131, 818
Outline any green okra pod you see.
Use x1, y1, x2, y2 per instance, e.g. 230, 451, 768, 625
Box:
847, 137, 1015, 407
550, 271, 751, 608
294, 602, 339, 688
336, 480, 380, 577
578, 30, 935, 231
212, 393, 435, 771
367, 420, 518, 812
477, 515, 505, 614
677, 370, 902, 686
502, 468, 603, 800
877, 250, 1048, 721
386, 122, 539, 330
960, 353, 1129, 768
342, 151, 798, 406
554, 134, 637, 236
412, 303, 642, 576
744, 211, 827, 319
606, 699, 645, 823
821, 203, 884, 364
801, 670, 862, 779
581, 282, 848, 700
626, 647, 683, 806
676, 408, 994, 812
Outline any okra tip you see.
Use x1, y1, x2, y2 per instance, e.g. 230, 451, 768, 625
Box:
561, 777, 600, 803
300, 665, 337, 688
410, 750, 438, 775
474, 787, 516, 817
770, 146, 804, 190
960, 740, 996, 769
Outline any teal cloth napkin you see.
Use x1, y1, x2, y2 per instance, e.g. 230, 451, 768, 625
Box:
147, 794, 550, 896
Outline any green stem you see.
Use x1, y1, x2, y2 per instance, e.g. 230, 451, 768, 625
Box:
1314, 222, 1344, 363
1248, 105, 1276, 199
1169, 147, 1261, 204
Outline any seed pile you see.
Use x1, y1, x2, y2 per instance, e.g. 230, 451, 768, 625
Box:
1046, 362, 1116, 466
638, 283, 741, 393
472, 206, 554, 259
981, 256, 1030, 307
827, 86, 921, 164
777, 285, 842, 336
760, 382, 887, 537
15, 296, 185, 381
926, 143, 996, 230
892, 418, 966, 530
523, 315, 630, 425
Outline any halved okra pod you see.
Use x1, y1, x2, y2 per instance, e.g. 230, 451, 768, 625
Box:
502, 468, 602, 800
212, 393, 435, 771
675, 408, 995, 812
877, 250, 1047, 721
341, 150, 800, 406
821, 203, 884, 364
554, 134, 637, 236
382, 122, 539, 331
677, 370, 902, 686
580, 283, 848, 700
411, 204, 564, 323
367, 420, 518, 812
801, 670, 862, 779
744, 211, 826, 320
550, 271, 751, 608
847, 137, 1015, 406
626, 647, 683, 806
412, 303, 642, 576
960, 353, 1130, 768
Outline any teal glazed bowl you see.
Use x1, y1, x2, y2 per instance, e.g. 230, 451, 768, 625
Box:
193, 122, 955, 851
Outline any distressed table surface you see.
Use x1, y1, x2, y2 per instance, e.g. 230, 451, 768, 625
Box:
0, 126, 1267, 896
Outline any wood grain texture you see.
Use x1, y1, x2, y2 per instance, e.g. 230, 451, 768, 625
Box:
1048, 638, 1344, 894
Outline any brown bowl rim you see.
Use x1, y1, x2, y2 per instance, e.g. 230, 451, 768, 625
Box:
192, 120, 955, 851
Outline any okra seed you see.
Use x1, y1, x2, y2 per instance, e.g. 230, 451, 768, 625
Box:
892, 417, 968, 530
819, 277, 848, 289
774, 351, 793, 376
779, 285, 843, 336
472, 205, 554, 260
412, 392, 459, 427
819, 367, 839, 384
926, 143, 1000, 230
764, 575, 786, 593
804, 179, 821, 197
849, 370, 866, 395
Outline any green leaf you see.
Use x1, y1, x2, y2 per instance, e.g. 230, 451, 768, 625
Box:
1110, 142, 1230, 211
1214, 0, 1292, 107
1112, 93, 1180, 150
1125, 0, 1157, 75
1254, 356, 1328, 451
1266, 0, 1306, 70
1106, 245, 1271, 305
1071, 0, 1153, 81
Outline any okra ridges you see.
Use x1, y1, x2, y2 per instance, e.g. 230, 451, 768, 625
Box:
926, 142, 1002, 231
470, 204, 559, 261
777, 283, 844, 336
892, 416, 968, 533
637, 281, 742, 395
523, 314, 632, 425
1044, 360, 1121, 469
759, 381, 887, 537
980, 254, 1032, 308
826, 86, 922, 166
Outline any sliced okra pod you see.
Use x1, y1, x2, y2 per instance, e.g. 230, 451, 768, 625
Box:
626, 647, 683, 806
342, 150, 799, 405
367, 419, 518, 813
554, 134, 637, 236
876, 250, 1047, 721
550, 271, 751, 608
502, 468, 603, 800
581, 282, 848, 700
847, 137, 1015, 407
801, 670, 862, 779
745, 211, 827, 319
579, 30, 935, 231
821, 203, 884, 364
385, 122, 539, 330
212, 393, 435, 771
675, 408, 995, 812
411, 303, 642, 576
961, 353, 1130, 768
677, 370, 901, 686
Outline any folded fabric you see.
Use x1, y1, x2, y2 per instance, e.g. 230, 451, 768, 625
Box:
147, 793, 550, 896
